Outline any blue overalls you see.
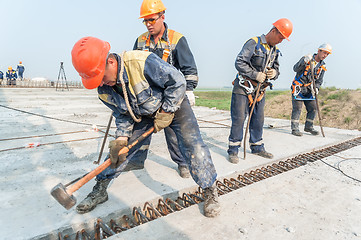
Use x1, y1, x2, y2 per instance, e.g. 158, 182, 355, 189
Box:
228, 35, 280, 156
17, 64, 25, 80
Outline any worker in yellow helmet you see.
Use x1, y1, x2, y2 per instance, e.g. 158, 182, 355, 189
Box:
291, 43, 332, 136
133, 0, 199, 179
6, 66, 17, 86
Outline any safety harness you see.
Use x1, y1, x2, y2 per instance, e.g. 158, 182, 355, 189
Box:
142, 29, 175, 64
236, 37, 278, 106
291, 61, 326, 100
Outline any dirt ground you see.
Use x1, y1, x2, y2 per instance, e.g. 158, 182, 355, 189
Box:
265, 89, 361, 131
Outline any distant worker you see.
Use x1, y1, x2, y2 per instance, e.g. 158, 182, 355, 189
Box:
71, 36, 220, 218
227, 18, 293, 163
290, 43, 332, 136
6, 67, 17, 86
132, 0, 199, 178
0, 69, 3, 85
17, 61, 25, 81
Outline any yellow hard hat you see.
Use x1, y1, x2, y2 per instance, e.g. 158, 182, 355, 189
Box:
139, 0, 166, 18
8, 66, 12, 70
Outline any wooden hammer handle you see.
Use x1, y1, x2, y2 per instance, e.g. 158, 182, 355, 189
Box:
66, 126, 154, 195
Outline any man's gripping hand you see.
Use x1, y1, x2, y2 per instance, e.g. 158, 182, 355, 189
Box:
255, 72, 266, 83
154, 109, 174, 133
109, 139, 128, 169
266, 68, 277, 79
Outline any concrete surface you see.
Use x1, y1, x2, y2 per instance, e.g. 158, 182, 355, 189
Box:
0, 88, 360, 240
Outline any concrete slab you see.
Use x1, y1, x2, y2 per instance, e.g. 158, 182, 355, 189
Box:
0, 88, 360, 239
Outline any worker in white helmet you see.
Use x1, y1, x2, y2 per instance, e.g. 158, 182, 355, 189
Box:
290, 43, 332, 136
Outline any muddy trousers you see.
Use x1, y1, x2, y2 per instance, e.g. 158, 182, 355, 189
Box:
227, 93, 265, 155
291, 97, 317, 130
96, 98, 217, 189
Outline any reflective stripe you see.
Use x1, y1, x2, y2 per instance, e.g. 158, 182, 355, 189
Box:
184, 74, 198, 81
250, 140, 263, 146
306, 118, 314, 123
229, 141, 241, 146
139, 144, 149, 151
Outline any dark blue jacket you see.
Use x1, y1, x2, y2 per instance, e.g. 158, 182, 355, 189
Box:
97, 51, 186, 137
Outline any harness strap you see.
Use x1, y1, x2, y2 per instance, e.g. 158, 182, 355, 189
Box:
162, 29, 175, 62
247, 91, 265, 107
144, 30, 175, 62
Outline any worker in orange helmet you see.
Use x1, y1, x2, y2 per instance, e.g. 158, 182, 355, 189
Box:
290, 43, 332, 136
133, 0, 199, 178
17, 61, 25, 81
227, 18, 293, 163
71, 36, 220, 218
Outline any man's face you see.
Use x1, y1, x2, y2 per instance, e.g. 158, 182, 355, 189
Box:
316, 50, 330, 61
99, 58, 117, 87
143, 13, 164, 36
269, 28, 286, 46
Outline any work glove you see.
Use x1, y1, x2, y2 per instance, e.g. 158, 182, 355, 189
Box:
255, 72, 266, 83
186, 90, 196, 106
315, 87, 319, 95
154, 109, 175, 133
266, 68, 277, 79
109, 139, 128, 169
304, 54, 313, 63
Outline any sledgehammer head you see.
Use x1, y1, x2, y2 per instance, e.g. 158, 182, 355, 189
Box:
51, 183, 77, 210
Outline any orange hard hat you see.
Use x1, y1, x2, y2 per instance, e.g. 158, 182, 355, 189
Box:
273, 18, 293, 41
71, 37, 110, 89
139, 0, 166, 18
19, 61, 22, 64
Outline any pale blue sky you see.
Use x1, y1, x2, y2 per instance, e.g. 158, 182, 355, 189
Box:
1, 0, 360, 89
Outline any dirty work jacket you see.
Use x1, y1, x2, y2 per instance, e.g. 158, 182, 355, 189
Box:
0, 71, 3, 79
97, 51, 186, 138
6, 70, 17, 80
133, 23, 198, 91
233, 34, 280, 95
292, 54, 326, 96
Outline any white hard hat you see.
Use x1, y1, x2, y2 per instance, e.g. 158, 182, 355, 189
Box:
318, 43, 332, 54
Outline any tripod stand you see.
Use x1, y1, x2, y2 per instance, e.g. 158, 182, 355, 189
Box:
56, 62, 69, 91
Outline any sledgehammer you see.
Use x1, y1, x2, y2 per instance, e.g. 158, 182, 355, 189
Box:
51, 126, 154, 210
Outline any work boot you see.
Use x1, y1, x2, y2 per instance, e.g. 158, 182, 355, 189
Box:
203, 184, 221, 217
76, 178, 111, 214
178, 165, 191, 178
228, 153, 239, 164
292, 129, 303, 137
253, 150, 274, 159
304, 127, 319, 135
